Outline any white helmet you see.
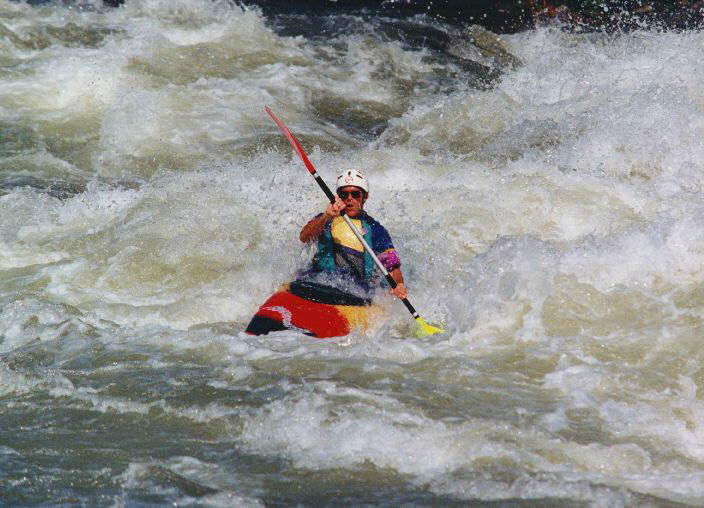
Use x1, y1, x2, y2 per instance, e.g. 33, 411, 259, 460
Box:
336, 169, 369, 194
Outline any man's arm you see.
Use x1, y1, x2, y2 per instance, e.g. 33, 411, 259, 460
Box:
388, 267, 408, 299
371, 222, 406, 300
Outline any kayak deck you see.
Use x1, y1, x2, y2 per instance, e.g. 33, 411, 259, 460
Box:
245, 281, 379, 338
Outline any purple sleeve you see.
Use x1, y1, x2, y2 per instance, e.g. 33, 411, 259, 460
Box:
378, 248, 401, 271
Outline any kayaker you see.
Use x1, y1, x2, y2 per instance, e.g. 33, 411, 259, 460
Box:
299, 170, 408, 300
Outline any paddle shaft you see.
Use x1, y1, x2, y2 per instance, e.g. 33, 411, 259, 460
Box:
264, 107, 422, 319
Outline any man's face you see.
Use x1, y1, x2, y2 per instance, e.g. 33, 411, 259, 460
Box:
337, 186, 366, 218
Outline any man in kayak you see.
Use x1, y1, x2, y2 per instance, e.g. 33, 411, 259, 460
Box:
299, 170, 408, 300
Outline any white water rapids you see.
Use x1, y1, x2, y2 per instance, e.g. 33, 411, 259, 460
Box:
1, 0, 703, 505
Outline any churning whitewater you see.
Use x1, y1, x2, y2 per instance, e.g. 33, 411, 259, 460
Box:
1, 0, 704, 505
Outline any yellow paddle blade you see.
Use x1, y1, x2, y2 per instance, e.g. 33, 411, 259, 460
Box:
414, 316, 444, 337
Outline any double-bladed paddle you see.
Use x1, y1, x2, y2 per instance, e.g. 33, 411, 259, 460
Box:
265, 106, 443, 337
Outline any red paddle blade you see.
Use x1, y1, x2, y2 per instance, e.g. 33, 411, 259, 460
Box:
265, 106, 317, 175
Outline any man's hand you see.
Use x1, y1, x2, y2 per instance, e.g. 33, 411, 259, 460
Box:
300, 198, 347, 243
324, 198, 346, 220
388, 282, 408, 300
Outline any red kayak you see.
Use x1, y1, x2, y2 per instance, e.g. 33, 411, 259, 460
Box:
245, 280, 380, 338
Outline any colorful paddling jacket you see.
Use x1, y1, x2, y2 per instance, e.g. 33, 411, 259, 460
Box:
311, 212, 400, 289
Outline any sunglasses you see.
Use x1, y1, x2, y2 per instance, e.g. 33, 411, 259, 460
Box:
337, 190, 363, 199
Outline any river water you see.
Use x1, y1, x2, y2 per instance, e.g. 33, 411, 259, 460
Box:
1, 0, 703, 505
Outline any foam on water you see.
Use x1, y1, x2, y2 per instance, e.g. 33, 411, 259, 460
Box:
1, 0, 704, 504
